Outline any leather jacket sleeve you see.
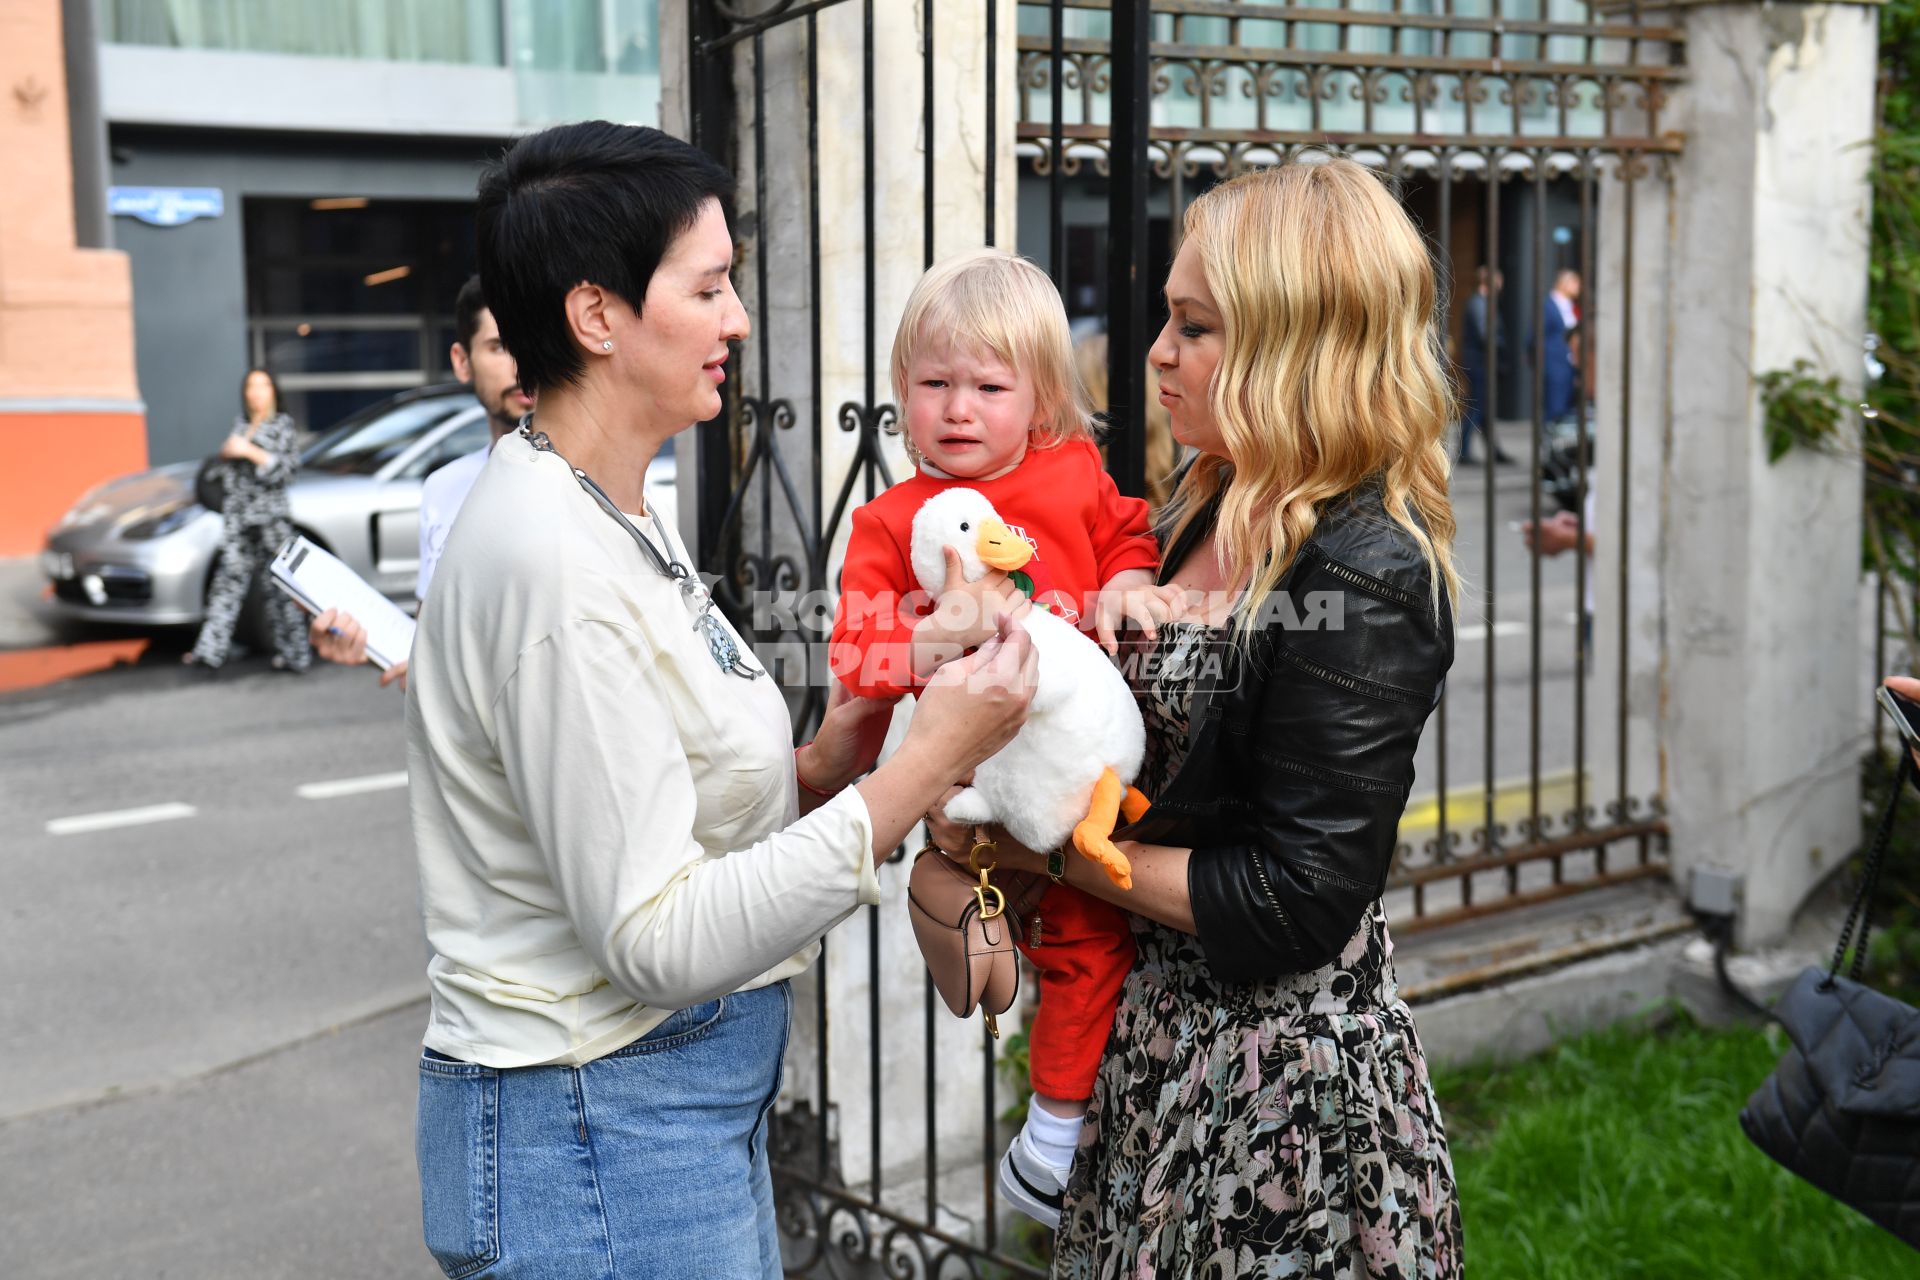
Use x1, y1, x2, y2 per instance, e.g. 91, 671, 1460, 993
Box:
1186, 528, 1453, 983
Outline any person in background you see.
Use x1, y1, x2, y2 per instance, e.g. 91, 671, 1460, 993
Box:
1458, 266, 1514, 466
1073, 330, 1182, 513
1541, 267, 1581, 422
185, 368, 311, 672
1521, 480, 1597, 663
310, 275, 533, 687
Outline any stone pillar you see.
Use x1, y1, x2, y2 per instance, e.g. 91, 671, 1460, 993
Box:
0, 0, 144, 555
1645, 2, 1879, 945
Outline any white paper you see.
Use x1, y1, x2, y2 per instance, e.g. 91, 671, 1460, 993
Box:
270, 535, 416, 670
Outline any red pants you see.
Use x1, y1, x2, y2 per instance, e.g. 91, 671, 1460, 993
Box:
1013, 880, 1136, 1100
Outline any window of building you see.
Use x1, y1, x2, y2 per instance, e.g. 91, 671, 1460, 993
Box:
244, 197, 476, 432
96, 0, 505, 66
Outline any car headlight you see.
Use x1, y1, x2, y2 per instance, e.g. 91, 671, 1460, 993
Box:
120, 502, 204, 540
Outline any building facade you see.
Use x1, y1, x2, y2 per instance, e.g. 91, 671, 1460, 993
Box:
0, 0, 142, 555
97, 0, 661, 467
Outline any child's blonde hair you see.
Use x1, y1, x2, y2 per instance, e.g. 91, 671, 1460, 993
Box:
889, 248, 1096, 449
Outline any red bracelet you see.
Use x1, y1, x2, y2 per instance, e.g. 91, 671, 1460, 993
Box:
795, 745, 839, 799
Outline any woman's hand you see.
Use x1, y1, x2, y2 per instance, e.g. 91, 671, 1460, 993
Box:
913, 547, 1032, 672
903, 610, 1037, 776
851, 612, 1037, 861
923, 797, 1050, 876
1885, 675, 1920, 773
799, 681, 896, 793
219, 434, 269, 467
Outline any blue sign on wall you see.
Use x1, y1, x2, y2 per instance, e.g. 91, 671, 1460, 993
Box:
108, 187, 225, 227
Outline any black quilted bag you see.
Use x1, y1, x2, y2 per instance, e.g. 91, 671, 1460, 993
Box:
1739, 753, 1920, 1249
194, 455, 234, 514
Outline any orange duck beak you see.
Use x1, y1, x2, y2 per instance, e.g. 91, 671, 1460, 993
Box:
975, 519, 1033, 572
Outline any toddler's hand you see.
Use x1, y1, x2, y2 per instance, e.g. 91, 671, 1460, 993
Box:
930, 546, 1030, 654
1092, 581, 1184, 656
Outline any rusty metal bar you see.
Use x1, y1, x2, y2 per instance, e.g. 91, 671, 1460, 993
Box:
1033, 0, 1689, 45
1013, 36, 1687, 80
1432, 151, 1454, 907
769, 1169, 1048, 1278
1616, 153, 1636, 826
1391, 819, 1670, 889
1399, 916, 1698, 1002
1394, 862, 1674, 937
1480, 166, 1500, 881
1017, 123, 1685, 154
1574, 152, 1594, 831
1526, 153, 1548, 885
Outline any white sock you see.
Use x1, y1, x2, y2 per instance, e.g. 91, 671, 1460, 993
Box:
1022, 1103, 1084, 1173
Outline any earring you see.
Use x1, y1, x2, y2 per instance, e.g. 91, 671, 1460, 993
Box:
601, 340, 613, 351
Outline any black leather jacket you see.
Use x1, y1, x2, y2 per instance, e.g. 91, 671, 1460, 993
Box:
1115, 481, 1454, 983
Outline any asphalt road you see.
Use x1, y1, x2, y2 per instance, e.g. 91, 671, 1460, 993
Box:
0, 654, 439, 1278
0, 425, 1587, 1277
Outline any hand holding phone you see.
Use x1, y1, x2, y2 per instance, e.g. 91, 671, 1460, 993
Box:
1877, 680, 1920, 750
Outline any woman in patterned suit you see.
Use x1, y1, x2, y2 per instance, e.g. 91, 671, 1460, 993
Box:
185, 368, 311, 672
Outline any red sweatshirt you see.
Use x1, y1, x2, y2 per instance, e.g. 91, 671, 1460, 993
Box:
830, 437, 1159, 700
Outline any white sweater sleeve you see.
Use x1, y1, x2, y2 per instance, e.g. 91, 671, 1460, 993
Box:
494, 618, 881, 1009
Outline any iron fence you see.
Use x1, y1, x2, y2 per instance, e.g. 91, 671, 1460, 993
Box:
687, 2, 1683, 1273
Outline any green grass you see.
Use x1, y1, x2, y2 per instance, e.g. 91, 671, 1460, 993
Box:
1435, 1009, 1915, 1279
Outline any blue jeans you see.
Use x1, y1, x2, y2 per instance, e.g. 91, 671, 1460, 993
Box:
416, 981, 792, 1279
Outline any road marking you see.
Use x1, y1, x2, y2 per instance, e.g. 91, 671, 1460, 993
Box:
295, 771, 409, 800
1455, 621, 1529, 642
45, 802, 196, 836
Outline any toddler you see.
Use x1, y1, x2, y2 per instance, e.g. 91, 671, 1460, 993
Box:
830, 248, 1177, 1227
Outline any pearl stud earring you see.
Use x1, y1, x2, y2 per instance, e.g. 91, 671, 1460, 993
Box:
602, 340, 613, 351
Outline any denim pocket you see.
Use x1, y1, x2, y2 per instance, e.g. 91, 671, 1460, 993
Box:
608, 996, 727, 1056
416, 1057, 501, 1279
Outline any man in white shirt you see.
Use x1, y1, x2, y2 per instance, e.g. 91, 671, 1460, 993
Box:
311, 275, 533, 685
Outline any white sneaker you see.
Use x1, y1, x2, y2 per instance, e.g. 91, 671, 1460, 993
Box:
997, 1129, 1068, 1230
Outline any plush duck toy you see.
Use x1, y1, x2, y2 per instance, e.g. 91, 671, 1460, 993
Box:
910, 488, 1149, 889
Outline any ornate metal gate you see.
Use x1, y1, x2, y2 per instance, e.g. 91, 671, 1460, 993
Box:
685, 2, 1684, 1274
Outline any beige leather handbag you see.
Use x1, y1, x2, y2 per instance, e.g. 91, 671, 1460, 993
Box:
906, 836, 1033, 1037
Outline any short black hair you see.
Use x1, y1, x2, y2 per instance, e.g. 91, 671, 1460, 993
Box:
240, 367, 281, 417
453, 274, 488, 351
475, 122, 734, 395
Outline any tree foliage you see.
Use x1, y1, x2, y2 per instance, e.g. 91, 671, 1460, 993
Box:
1763, 0, 1920, 660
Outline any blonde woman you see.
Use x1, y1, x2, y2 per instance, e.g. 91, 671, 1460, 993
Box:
927, 159, 1463, 1275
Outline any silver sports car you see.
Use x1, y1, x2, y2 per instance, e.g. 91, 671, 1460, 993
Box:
43, 384, 682, 632
43, 385, 488, 627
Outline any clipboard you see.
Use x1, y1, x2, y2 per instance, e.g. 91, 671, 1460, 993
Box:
269, 535, 416, 670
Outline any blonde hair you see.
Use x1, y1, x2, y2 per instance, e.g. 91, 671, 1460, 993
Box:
1160, 157, 1460, 641
890, 248, 1096, 450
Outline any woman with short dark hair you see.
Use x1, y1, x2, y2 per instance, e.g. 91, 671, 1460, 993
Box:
406, 121, 1037, 1278
185, 366, 309, 671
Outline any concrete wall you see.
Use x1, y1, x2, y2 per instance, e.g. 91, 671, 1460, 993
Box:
1635, 3, 1880, 945
0, 0, 143, 554
107, 129, 497, 466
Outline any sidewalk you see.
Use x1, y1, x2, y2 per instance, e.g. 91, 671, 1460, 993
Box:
0, 555, 65, 650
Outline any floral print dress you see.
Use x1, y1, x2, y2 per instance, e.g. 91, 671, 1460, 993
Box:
1052, 622, 1463, 1280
